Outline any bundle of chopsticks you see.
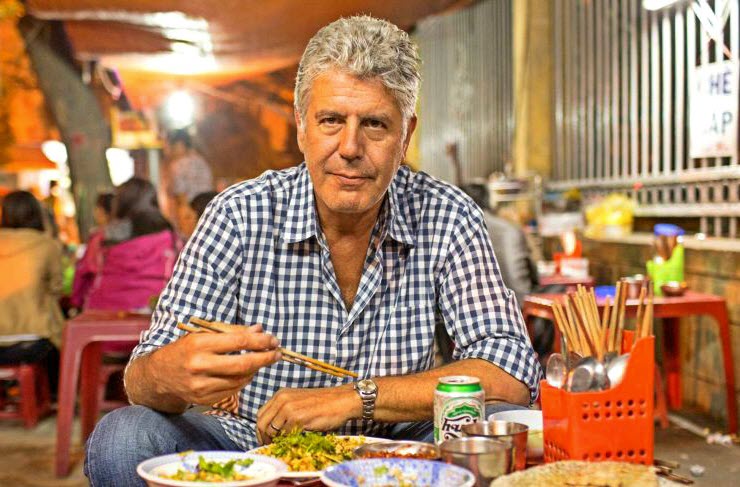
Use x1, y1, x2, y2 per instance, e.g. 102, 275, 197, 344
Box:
177, 317, 358, 379
551, 281, 654, 360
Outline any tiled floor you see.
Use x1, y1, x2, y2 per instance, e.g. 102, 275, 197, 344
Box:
0, 410, 738, 486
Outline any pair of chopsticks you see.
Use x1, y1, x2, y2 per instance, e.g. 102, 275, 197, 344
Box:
552, 281, 653, 359
634, 285, 654, 340
552, 281, 653, 360
177, 317, 358, 379
552, 285, 614, 360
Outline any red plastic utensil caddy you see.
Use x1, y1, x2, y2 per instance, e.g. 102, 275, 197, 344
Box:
541, 331, 655, 465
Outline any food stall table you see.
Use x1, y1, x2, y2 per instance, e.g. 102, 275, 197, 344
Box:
55, 311, 150, 477
522, 291, 737, 434
537, 274, 595, 288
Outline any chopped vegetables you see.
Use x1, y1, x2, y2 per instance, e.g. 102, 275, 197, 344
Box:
255, 430, 366, 472
161, 455, 255, 482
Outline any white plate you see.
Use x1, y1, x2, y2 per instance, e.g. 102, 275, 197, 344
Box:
136, 451, 287, 487
247, 436, 389, 479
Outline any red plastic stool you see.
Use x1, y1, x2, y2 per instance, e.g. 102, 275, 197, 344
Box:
0, 363, 52, 428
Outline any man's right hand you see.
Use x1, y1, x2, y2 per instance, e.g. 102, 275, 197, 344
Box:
126, 324, 281, 411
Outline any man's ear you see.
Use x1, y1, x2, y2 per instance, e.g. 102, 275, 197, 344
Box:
402, 115, 418, 155
295, 109, 305, 154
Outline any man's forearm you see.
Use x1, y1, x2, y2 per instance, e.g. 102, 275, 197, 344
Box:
124, 352, 189, 414
371, 359, 529, 423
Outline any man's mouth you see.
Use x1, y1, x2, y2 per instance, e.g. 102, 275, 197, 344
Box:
330, 173, 370, 186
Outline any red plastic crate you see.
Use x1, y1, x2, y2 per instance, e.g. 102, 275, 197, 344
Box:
541, 332, 654, 465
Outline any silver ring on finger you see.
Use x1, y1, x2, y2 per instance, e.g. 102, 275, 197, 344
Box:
268, 421, 281, 434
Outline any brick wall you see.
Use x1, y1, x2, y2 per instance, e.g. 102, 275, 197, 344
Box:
576, 237, 740, 428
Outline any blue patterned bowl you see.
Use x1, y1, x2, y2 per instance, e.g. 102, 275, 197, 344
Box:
321, 458, 475, 487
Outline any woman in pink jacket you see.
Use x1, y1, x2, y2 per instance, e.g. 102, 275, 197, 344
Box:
76, 178, 181, 311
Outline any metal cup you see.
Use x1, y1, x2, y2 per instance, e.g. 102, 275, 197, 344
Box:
462, 420, 528, 471
439, 436, 513, 487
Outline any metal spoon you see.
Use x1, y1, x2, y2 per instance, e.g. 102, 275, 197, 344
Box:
592, 359, 610, 390
606, 353, 630, 387
546, 353, 567, 388
567, 358, 595, 392
566, 351, 582, 370
603, 351, 618, 368
567, 356, 610, 392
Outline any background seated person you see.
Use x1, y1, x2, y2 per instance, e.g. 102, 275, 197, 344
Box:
80, 178, 180, 312
85, 16, 541, 487
71, 192, 113, 309
0, 191, 64, 396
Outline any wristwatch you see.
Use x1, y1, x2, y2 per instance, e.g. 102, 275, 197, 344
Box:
354, 378, 378, 421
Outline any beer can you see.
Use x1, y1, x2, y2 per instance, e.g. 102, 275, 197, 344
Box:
434, 376, 485, 444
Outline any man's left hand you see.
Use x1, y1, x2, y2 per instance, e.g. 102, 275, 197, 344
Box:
256, 385, 361, 445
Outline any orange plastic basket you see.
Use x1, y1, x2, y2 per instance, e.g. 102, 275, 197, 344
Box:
541, 331, 654, 465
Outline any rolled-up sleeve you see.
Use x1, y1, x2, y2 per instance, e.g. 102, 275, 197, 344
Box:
437, 206, 542, 402
129, 199, 244, 361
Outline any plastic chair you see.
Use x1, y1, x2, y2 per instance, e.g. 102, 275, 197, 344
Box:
55, 311, 150, 477
0, 362, 52, 428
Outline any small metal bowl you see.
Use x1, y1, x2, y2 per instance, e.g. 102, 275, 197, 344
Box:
353, 440, 441, 460
661, 281, 688, 297
439, 436, 514, 485
462, 420, 529, 471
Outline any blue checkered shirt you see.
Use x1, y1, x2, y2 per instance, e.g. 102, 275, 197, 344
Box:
130, 163, 542, 450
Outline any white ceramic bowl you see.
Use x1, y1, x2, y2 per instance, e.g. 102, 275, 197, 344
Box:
136, 451, 287, 487
489, 410, 544, 459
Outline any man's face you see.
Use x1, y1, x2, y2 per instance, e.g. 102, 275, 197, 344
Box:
297, 69, 416, 220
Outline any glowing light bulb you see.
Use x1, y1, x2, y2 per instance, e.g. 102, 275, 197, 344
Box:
165, 90, 196, 128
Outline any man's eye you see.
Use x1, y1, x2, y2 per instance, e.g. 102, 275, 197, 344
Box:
320, 117, 339, 125
365, 119, 386, 129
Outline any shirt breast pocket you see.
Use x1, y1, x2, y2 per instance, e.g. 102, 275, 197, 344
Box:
375, 301, 437, 376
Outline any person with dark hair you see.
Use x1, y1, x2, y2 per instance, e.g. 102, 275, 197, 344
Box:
71, 192, 115, 308
93, 192, 114, 228
2, 189, 46, 231
0, 190, 64, 395
178, 190, 218, 239
160, 129, 214, 233
74, 178, 180, 311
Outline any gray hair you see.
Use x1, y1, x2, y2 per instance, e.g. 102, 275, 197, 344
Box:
294, 15, 421, 125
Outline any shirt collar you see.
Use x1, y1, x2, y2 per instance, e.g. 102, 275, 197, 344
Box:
385, 170, 416, 247
279, 163, 416, 247
279, 164, 319, 244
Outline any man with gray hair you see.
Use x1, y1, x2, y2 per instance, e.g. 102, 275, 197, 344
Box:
85, 16, 540, 486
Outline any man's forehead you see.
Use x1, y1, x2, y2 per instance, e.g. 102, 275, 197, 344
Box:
307, 70, 401, 116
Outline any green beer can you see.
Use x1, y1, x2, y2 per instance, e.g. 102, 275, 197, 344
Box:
434, 376, 485, 444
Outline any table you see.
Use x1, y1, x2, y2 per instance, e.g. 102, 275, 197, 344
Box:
522, 291, 737, 434
55, 311, 151, 477
538, 274, 595, 288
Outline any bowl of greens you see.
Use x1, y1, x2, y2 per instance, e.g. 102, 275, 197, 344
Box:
137, 451, 287, 487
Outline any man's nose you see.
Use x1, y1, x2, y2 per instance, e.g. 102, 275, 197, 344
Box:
338, 122, 362, 162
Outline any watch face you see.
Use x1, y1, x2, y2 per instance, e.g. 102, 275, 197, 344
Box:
358, 379, 377, 394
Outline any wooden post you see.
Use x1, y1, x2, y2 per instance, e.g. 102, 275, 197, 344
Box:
19, 17, 111, 239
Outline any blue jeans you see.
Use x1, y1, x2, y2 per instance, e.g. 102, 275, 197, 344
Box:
85, 402, 527, 486
84, 406, 240, 487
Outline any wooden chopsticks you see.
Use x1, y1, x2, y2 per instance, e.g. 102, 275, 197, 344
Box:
551, 280, 654, 358
177, 317, 358, 379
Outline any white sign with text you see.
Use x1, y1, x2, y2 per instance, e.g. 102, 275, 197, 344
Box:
690, 60, 738, 159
